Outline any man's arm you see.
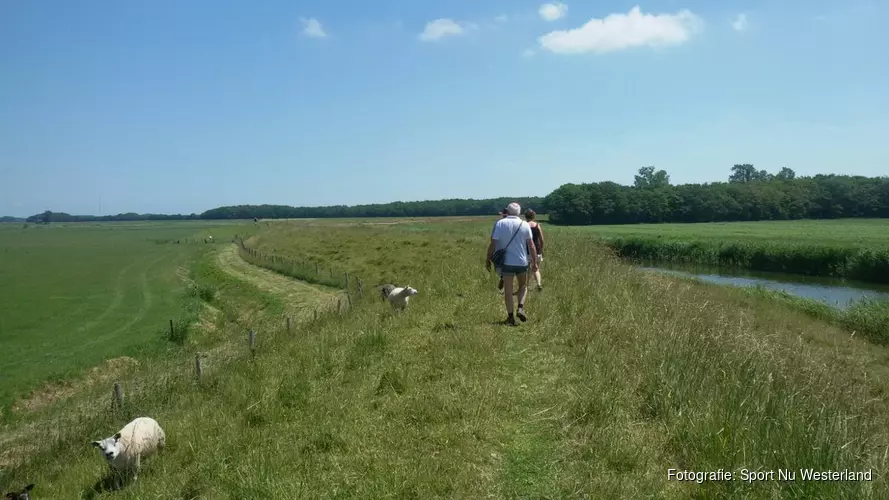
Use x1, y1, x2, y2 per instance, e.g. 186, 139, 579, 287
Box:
486, 223, 500, 270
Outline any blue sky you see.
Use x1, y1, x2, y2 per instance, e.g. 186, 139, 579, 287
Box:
1, 0, 887, 217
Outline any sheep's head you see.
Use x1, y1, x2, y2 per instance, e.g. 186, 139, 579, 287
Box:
4, 483, 34, 500
405, 286, 418, 296
91, 432, 122, 461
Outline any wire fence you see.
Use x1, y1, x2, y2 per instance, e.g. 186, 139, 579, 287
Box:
233, 234, 365, 296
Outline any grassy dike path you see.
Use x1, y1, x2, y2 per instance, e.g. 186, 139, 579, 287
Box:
2, 219, 887, 498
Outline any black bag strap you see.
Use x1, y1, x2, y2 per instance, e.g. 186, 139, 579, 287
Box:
503, 220, 523, 248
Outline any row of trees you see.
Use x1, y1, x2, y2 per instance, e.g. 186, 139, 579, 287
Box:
197, 197, 547, 220
545, 165, 889, 225
24, 211, 200, 224
17, 197, 547, 224
14, 165, 889, 226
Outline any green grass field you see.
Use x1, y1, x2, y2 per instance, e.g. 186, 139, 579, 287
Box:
580, 218, 889, 284
579, 218, 889, 246
2, 217, 889, 498
0, 221, 249, 414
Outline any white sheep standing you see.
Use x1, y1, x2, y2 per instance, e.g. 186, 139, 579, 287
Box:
387, 286, 418, 310
91, 416, 166, 488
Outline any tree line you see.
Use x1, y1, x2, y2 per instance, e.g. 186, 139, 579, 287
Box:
13, 165, 889, 225
195, 197, 547, 220
545, 165, 889, 225
16, 197, 547, 223
23, 211, 201, 224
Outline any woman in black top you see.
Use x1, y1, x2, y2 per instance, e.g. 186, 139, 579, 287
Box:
524, 209, 544, 290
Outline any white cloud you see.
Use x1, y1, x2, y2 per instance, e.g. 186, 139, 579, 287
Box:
300, 17, 327, 38
418, 18, 468, 41
522, 48, 536, 58
538, 6, 703, 54
731, 13, 748, 32
539, 3, 568, 22
495, 14, 509, 24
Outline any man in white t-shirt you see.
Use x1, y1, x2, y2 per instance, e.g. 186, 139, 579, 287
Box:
485, 202, 539, 325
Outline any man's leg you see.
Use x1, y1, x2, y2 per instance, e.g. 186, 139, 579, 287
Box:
516, 270, 529, 322
502, 272, 516, 324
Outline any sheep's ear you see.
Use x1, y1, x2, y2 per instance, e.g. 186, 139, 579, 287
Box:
91, 440, 101, 447
113, 432, 121, 441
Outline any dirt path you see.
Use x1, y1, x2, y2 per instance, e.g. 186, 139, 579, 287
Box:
216, 244, 342, 321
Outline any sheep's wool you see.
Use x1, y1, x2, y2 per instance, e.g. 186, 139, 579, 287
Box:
387, 286, 418, 309
109, 417, 166, 472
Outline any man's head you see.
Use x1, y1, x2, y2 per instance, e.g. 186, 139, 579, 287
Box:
525, 209, 536, 221
506, 202, 521, 216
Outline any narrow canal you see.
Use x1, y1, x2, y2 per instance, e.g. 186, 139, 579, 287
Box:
636, 262, 889, 309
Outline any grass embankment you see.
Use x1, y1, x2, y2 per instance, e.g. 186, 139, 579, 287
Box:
235, 235, 353, 291
2, 219, 889, 498
586, 219, 889, 343
0, 221, 248, 414
589, 219, 889, 284
747, 287, 889, 345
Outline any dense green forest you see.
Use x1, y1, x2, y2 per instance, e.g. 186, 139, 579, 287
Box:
22, 211, 200, 223
12, 165, 888, 225
198, 197, 547, 220
17, 197, 547, 223
545, 165, 889, 225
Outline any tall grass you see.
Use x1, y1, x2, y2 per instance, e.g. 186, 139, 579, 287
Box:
2, 221, 888, 498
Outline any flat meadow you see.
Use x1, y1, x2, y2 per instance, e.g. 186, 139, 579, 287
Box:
0, 221, 247, 414
577, 218, 889, 246
580, 218, 889, 284
1, 217, 888, 498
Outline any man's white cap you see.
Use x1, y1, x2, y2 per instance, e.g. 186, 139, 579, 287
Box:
506, 202, 521, 216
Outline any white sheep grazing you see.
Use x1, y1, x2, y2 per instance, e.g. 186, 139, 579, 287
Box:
387, 286, 418, 310
91, 416, 166, 488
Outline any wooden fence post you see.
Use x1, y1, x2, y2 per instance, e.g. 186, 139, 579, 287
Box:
113, 382, 124, 410
286, 316, 291, 335
169, 319, 174, 338
195, 353, 203, 380
249, 329, 256, 355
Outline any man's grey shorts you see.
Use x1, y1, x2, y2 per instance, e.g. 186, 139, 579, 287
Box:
500, 264, 529, 277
